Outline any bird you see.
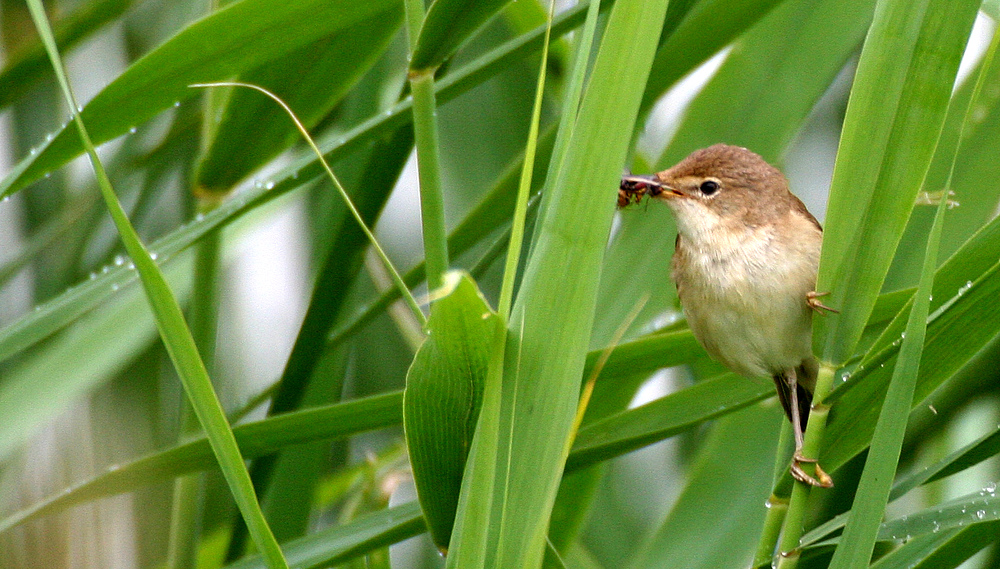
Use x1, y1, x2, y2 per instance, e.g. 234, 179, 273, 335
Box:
620, 143, 835, 487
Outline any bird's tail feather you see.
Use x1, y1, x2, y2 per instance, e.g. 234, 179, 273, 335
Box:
772, 365, 813, 428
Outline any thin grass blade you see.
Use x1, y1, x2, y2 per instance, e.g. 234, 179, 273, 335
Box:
25, 5, 287, 566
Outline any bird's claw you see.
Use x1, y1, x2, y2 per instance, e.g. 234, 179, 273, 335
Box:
791, 451, 834, 488
806, 291, 839, 315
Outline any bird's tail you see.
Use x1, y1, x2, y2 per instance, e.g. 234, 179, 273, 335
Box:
772, 361, 815, 428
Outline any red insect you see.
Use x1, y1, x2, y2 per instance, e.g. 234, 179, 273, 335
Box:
618, 174, 663, 209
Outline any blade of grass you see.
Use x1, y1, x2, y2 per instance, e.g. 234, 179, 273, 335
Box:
166, 226, 222, 569
565, 373, 771, 471
824, 184, 949, 569
190, 82, 424, 327
194, 8, 400, 194
801, 422, 1000, 548
2, 0, 398, 199
819, 31, 1000, 563
223, 503, 426, 569
0, 256, 192, 462
26, 5, 287, 567
0, 0, 135, 110
629, 404, 783, 569
232, 123, 414, 558
410, 0, 512, 71
445, 2, 558, 560
530, 0, 601, 234
0, 391, 403, 534
449, 1, 672, 566
776, 0, 980, 562
637, 0, 788, 119
869, 521, 1000, 569
812, 0, 979, 366
655, 0, 874, 167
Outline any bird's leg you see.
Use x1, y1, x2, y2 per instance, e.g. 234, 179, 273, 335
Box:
786, 368, 834, 488
806, 291, 839, 315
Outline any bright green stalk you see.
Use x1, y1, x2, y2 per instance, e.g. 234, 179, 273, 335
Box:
169, 12, 228, 552
776, 364, 836, 568
404, 0, 449, 293
752, 422, 794, 566
166, 225, 220, 569
407, 73, 450, 292
25, 3, 287, 568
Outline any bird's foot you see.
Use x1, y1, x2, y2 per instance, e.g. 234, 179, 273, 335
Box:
806, 291, 839, 315
791, 451, 834, 488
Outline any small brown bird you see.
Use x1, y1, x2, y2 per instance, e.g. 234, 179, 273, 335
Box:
621, 144, 835, 487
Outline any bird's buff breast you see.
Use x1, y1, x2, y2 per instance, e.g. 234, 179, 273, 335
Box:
671, 225, 816, 379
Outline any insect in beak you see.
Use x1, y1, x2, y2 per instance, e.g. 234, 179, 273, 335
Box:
618, 174, 665, 208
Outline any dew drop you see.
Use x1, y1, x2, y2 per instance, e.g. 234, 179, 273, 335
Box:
173, 101, 181, 107
129, 126, 137, 134
89, 272, 97, 280
976, 510, 986, 520
113, 255, 125, 266
150, 252, 158, 260
111, 283, 119, 291
195, 213, 205, 222
265, 181, 274, 190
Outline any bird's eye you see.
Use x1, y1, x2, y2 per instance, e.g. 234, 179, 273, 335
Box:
699, 180, 719, 195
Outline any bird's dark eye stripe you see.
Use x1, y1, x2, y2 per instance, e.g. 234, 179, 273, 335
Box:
700, 180, 719, 195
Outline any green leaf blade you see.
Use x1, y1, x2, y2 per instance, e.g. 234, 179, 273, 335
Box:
812, 0, 980, 365
1, 0, 397, 199
404, 272, 496, 549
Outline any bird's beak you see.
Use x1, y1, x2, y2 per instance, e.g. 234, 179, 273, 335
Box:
621, 174, 663, 194
633, 174, 684, 198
